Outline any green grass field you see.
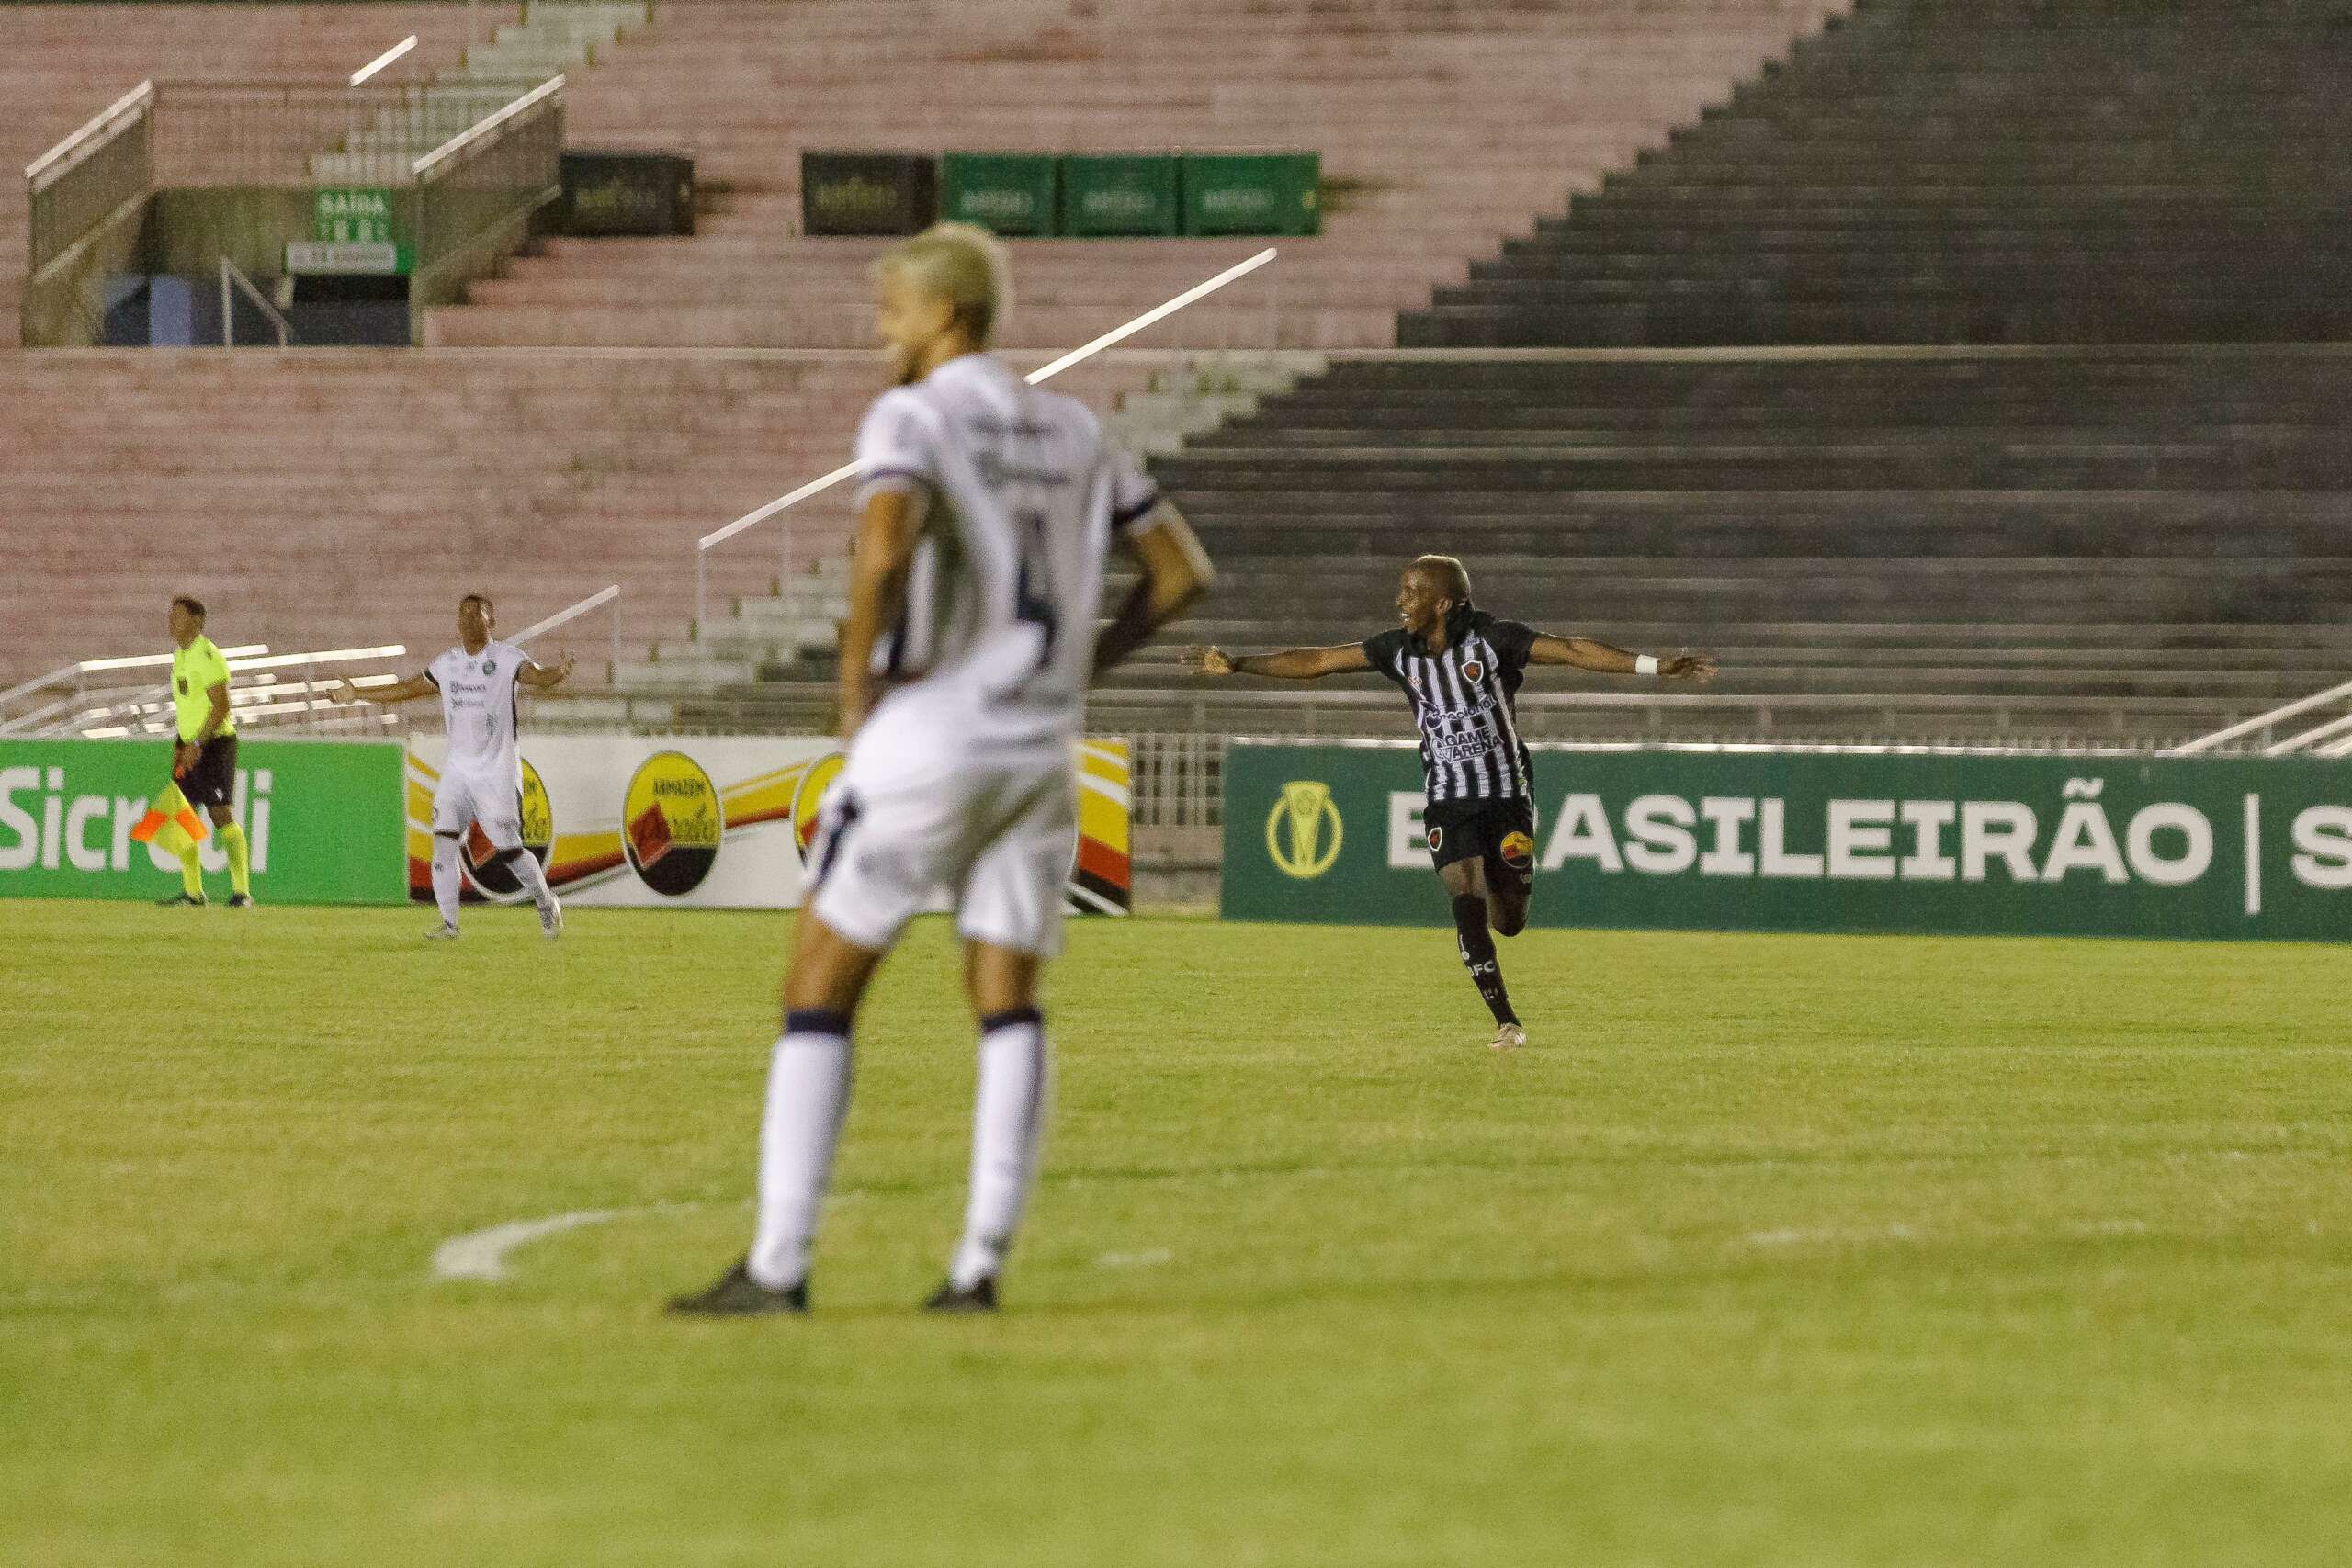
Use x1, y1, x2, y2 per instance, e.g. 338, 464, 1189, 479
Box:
5, 899, 2350, 1566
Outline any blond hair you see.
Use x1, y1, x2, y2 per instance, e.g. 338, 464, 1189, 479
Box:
872, 221, 1012, 345
1410, 554, 1472, 605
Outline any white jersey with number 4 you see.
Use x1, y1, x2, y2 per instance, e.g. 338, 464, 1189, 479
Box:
426, 639, 529, 785
854, 352, 1159, 752
804, 354, 1158, 958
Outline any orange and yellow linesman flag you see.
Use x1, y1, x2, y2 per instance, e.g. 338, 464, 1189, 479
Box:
130, 782, 209, 846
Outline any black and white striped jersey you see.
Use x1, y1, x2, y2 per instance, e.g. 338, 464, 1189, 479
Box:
1361, 609, 1538, 804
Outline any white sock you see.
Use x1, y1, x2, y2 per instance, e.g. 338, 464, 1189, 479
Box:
431, 834, 462, 928
508, 846, 556, 910
746, 1012, 854, 1291
950, 1009, 1050, 1291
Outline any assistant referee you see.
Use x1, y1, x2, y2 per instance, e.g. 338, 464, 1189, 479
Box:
150, 595, 253, 908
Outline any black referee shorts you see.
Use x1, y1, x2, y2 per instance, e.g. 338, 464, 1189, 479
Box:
1421, 795, 1538, 895
176, 735, 239, 809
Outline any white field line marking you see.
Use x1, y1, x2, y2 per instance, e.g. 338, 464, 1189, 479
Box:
1739, 1218, 2148, 1250
1096, 1248, 1173, 1269
350, 35, 418, 86
434, 1207, 644, 1280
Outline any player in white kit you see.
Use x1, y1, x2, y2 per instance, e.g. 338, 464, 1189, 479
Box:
672, 223, 1215, 1315
340, 594, 572, 939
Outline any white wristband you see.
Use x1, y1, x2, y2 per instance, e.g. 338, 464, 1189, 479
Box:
1635, 654, 1660, 677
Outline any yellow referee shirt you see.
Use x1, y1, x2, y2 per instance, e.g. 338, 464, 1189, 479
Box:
171, 635, 237, 743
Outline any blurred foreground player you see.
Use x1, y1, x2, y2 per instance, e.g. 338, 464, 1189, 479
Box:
1193, 558, 1715, 1050
339, 594, 571, 939
135, 596, 252, 908
671, 223, 1214, 1316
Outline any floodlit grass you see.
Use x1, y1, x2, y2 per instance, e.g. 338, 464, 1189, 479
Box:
4, 899, 2349, 1566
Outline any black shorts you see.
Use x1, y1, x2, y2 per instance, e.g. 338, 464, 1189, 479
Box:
176, 734, 238, 809
1421, 795, 1537, 894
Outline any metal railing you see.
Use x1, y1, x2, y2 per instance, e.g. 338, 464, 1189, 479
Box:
220, 255, 291, 347
151, 78, 551, 187
411, 74, 566, 308
2171, 676, 2352, 759
25, 80, 154, 277
13, 646, 409, 739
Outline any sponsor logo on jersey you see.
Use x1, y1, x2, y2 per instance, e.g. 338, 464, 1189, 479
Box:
1266, 780, 1342, 879
1462, 660, 1485, 683
1500, 829, 1533, 869
621, 750, 723, 897
461, 757, 554, 899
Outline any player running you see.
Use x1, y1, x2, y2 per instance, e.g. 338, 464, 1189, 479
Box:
1193, 557, 1714, 1050
338, 594, 571, 940
138, 596, 254, 908
670, 222, 1214, 1316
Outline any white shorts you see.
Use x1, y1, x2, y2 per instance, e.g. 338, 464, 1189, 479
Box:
807, 728, 1077, 958
432, 767, 524, 852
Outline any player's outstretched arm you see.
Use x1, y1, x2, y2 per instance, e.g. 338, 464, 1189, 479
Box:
1527, 635, 1716, 682
336, 672, 438, 705
1093, 507, 1216, 681
517, 652, 576, 692
1190, 643, 1371, 680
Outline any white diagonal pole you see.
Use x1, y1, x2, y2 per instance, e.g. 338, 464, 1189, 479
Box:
692, 246, 1280, 629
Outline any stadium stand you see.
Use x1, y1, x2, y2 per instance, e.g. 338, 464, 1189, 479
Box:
1, 2, 505, 331
1122, 0, 2352, 744
2, 0, 1840, 701
430, 0, 1848, 349
1405, 0, 2352, 348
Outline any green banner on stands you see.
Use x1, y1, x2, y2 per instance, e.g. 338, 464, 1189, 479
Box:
943, 152, 1058, 237
1060, 154, 1182, 236
1182, 153, 1320, 236
1223, 741, 2352, 942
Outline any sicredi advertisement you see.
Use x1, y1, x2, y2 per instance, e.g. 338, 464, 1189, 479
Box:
0, 738, 406, 904
1225, 741, 2352, 942
407, 734, 1133, 912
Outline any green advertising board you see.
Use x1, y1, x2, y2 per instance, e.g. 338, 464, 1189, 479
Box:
1060, 154, 1182, 236
0, 738, 407, 905
1181, 153, 1320, 237
1224, 742, 2352, 942
942, 152, 1058, 237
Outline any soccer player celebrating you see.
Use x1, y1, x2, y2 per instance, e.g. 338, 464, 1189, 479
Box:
1193, 557, 1714, 1050
670, 222, 1215, 1316
142, 595, 254, 908
339, 594, 571, 940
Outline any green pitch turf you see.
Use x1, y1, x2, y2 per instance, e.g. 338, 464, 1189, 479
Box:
4, 900, 2350, 1566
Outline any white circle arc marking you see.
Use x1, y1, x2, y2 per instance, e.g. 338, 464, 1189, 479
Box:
433, 1205, 660, 1281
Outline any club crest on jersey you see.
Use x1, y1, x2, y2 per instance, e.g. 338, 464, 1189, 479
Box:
176, 677, 188, 695
482, 660, 496, 675
1408, 671, 1422, 689
1426, 826, 1443, 852
1462, 660, 1486, 683
1500, 830, 1534, 869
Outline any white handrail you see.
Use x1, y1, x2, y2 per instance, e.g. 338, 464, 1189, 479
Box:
412, 74, 564, 179
514, 585, 618, 644
690, 246, 1281, 629
2263, 709, 2352, 756
0, 643, 269, 711
350, 35, 419, 87
26, 80, 154, 187
2169, 676, 2352, 754
220, 255, 292, 348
